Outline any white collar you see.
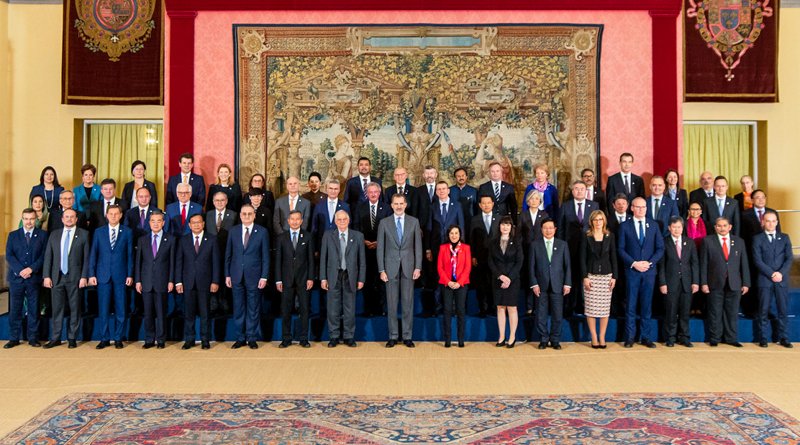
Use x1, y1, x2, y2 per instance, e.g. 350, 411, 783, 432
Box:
440, 198, 450, 206
633, 217, 646, 223
651, 194, 663, 200
328, 198, 338, 204
139, 206, 149, 212
359, 175, 370, 181
191, 232, 204, 238
671, 236, 681, 244
108, 224, 120, 230
718, 234, 730, 242
242, 224, 254, 231
615, 212, 627, 219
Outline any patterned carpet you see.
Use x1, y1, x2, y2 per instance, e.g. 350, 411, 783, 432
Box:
4, 393, 800, 444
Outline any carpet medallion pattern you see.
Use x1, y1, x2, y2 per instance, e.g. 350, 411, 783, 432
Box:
4, 393, 799, 444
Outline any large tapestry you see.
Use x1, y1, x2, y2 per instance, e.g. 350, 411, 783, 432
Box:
234, 25, 601, 198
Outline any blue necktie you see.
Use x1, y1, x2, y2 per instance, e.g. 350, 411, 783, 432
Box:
61, 230, 71, 275
396, 217, 403, 243
638, 220, 645, 246
441, 203, 448, 221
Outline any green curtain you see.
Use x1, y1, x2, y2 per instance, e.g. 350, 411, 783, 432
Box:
683, 124, 751, 195
88, 123, 164, 205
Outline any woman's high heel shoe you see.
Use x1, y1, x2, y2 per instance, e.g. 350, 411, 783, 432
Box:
506, 340, 516, 348
495, 340, 507, 347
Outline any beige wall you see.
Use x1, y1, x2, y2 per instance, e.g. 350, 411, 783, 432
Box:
683, 9, 800, 237
0, 3, 163, 249
0, 0, 10, 245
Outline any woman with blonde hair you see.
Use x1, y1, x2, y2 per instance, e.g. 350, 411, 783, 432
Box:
206, 163, 242, 211
580, 210, 617, 348
522, 163, 559, 218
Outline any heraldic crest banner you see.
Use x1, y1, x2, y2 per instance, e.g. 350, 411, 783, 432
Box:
234, 24, 602, 201
684, 0, 779, 102
62, 0, 164, 105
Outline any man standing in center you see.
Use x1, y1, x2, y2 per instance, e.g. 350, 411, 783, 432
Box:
135, 210, 175, 349
378, 194, 423, 348
275, 210, 315, 348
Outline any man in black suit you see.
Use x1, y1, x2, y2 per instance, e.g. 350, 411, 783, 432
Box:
751, 211, 793, 348
343, 157, 381, 212
606, 193, 631, 317
689, 171, 715, 205
416, 166, 440, 317
206, 191, 238, 315
702, 176, 741, 236
468, 194, 499, 317
175, 214, 220, 350
645, 175, 679, 237
124, 186, 162, 317
89, 178, 127, 233
581, 168, 606, 212
353, 182, 392, 317
166, 152, 206, 207
700, 216, 750, 347
529, 218, 572, 349
275, 210, 315, 348
135, 210, 175, 349
450, 167, 479, 223
49, 190, 87, 234
605, 152, 645, 205
558, 180, 598, 316
385, 167, 416, 217
739, 189, 780, 317
607, 193, 631, 236
478, 162, 517, 222
657, 217, 699, 347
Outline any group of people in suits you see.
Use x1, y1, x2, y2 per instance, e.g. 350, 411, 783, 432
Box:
4, 151, 794, 350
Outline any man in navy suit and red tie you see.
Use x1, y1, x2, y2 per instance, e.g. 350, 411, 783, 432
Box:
166, 183, 203, 237
5, 208, 47, 348
225, 203, 270, 349
751, 211, 793, 348
618, 197, 664, 348
605, 152, 645, 205
166, 152, 206, 207
89, 205, 134, 349
135, 210, 175, 349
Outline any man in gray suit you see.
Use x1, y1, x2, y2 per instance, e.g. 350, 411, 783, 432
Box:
42, 208, 90, 348
320, 210, 366, 347
273, 176, 311, 235
377, 193, 423, 348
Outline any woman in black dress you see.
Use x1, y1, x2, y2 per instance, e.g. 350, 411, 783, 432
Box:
206, 163, 242, 212
488, 216, 524, 348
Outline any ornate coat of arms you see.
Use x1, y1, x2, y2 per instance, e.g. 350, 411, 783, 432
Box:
687, 0, 774, 81
74, 0, 157, 62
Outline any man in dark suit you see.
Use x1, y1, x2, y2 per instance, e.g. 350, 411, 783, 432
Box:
645, 175, 679, 236
739, 189, 780, 317
124, 186, 163, 317
166, 183, 203, 237
558, 180, 598, 316
581, 168, 606, 212
385, 167, 416, 217
88, 178, 127, 234
175, 214, 220, 350
416, 165, 439, 226
225, 203, 270, 349
301, 172, 326, 207
657, 217, 699, 347
478, 162, 517, 222
165, 152, 206, 207
49, 190, 87, 234
320, 210, 366, 347
468, 194, 499, 317
607, 193, 631, 317
43, 209, 90, 349
273, 177, 311, 236
689, 171, 715, 205
450, 167, 479, 223
750, 211, 792, 348
422, 181, 465, 316
89, 205, 133, 349
343, 157, 381, 212
4, 208, 47, 349
135, 210, 175, 349
353, 182, 392, 317
378, 194, 423, 347
702, 176, 741, 236
529, 218, 572, 349
607, 193, 631, 236
206, 191, 238, 315
275, 210, 315, 348
618, 197, 665, 348
605, 152, 645, 205
311, 179, 350, 254
700, 216, 750, 347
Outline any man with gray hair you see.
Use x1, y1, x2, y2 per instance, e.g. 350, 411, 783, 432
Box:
166, 182, 202, 237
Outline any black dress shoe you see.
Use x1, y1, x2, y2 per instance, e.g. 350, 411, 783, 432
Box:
591, 344, 600, 349
248, 341, 258, 349
42, 340, 61, 349
231, 341, 245, 349
665, 341, 675, 347
727, 342, 743, 348
299, 340, 311, 348
624, 341, 634, 348
506, 340, 516, 349
444, 341, 451, 348
201, 341, 211, 350
641, 340, 656, 348
143, 342, 155, 349
181, 342, 194, 350
68, 340, 77, 349
157, 342, 166, 349
709, 341, 718, 347
279, 340, 292, 348
96, 341, 110, 350
458, 341, 465, 348
28, 341, 41, 348
327, 339, 339, 348
4, 341, 21, 349
344, 339, 357, 347
551, 343, 562, 350
495, 340, 507, 347
759, 340, 769, 348
403, 340, 415, 348
537, 342, 547, 350
599, 344, 607, 349
780, 339, 793, 348
385, 339, 397, 348
681, 341, 694, 348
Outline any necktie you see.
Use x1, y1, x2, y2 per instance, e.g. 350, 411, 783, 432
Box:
769, 233, 774, 243
290, 197, 295, 211
758, 210, 763, 223
152, 234, 158, 257
675, 239, 681, 259
577, 202, 583, 223
638, 221, 645, 246
340, 232, 347, 269
217, 212, 223, 231
362, 178, 368, 199
619, 215, 624, 224
485, 214, 491, 233
494, 182, 500, 200
181, 204, 187, 226
61, 229, 71, 275
140, 209, 146, 228
587, 187, 593, 201
25, 231, 31, 245
441, 203, 448, 221
707, 191, 713, 198
194, 235, 200, 253
183, 174, 189, 184
546, 239, 552, 262
654, 199, 660, 219
396, 217, 403, 243
429, 185, 434, 199
110, 228, 117, 250
718, 199, 724, 216
292, 231, 298, 248
329, 201, 335, 223
370, 204, 376, 229
105, 201, 111, 215
398, 185, 403, 195
624, 175, 630, 194
244, 227, 250, 249
722, 237, 729, 261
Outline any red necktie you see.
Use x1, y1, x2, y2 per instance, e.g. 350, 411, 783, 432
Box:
758, 210, 763, 223
181, 204, 187, 226
722, 237, 729, 261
